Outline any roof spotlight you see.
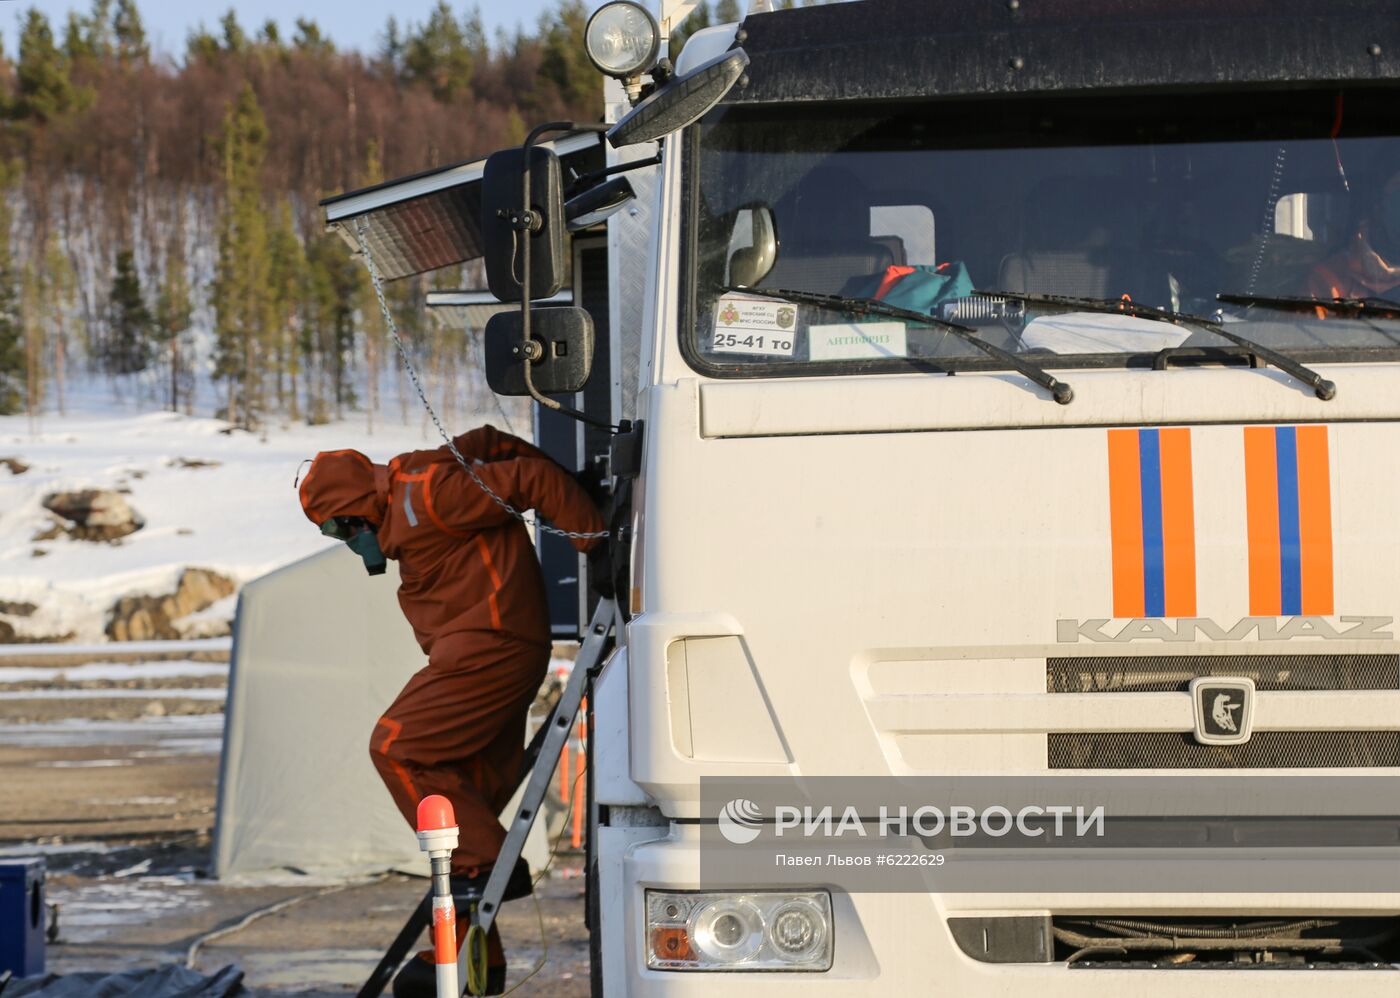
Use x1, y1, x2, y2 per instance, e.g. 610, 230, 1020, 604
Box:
585, 1, 661, 79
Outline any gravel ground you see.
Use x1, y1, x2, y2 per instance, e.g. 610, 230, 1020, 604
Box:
0, 652, 592, 996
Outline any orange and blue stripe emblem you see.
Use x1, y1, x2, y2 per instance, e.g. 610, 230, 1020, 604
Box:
1107, 428, 1197, 618
1243, 426, 1333, 616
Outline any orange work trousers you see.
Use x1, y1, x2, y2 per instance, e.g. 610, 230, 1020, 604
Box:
370, 630, 549, 875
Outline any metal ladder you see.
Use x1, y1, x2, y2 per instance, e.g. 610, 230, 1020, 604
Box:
357, 598, 616, 998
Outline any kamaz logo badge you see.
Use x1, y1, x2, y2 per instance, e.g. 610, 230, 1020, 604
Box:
1189, 677, 1254, 745
1056, 616, 1394, 643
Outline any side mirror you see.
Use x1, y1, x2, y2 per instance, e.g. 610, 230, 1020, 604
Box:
608, 49, 749, 148
566, 176, 636, 232
484, 306, 595, 396
727, 205, 778, 287
482, 146, 566, 303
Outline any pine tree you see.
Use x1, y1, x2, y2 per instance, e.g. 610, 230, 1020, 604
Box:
220, 10, 247, 54
111, 0, 148, 63
112, 0, 149, 63
539, 1, 601, 111
303, 232, 359, 423
185, 26, 222, 63
211, 83, 272, 429
403, 2, 475, 102
86, 0, 115, 58
20, 259, 45, 417
380, 17, 404, 76
154, 232, 193, 412
107, 249, 151, 374
16, 11, 81, 124
266, 200, 305, 416
42, 235, 75, 415
293, 19, 334, 56
0, 189, 20, 415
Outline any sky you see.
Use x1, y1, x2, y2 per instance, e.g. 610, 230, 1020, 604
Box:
3, 0, 566, 58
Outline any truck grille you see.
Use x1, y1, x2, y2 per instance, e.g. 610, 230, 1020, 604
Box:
1047, 654, 1400, 694
1046, 655, 1400, 770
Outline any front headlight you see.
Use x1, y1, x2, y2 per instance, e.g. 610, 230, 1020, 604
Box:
646, 890, 833, 971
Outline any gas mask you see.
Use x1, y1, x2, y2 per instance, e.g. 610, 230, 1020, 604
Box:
321, 516, 387, 576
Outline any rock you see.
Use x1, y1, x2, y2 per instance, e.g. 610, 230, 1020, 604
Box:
167, 457, 222, 470
30, 548, 48, 558
0, 600, 36, 617
0, 457, 29, 475
106, 568, 237, 642
0, 620, 14, 642
42, 489, 145, 542
172, 568, 236, 618
144, 700, 167, 717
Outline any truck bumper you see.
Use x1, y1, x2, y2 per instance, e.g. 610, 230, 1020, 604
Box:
596, 822, 1400, 996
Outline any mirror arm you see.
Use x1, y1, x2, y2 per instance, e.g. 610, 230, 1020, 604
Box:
566, 153, 663, 197
509, 122, 612, 431
519, 350, 613, 430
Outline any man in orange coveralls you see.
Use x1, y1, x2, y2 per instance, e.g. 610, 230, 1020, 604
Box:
298, 423, 604, 997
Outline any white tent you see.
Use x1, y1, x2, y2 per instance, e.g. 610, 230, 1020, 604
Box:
213, 545, 556, 881
214, 545, 426, 879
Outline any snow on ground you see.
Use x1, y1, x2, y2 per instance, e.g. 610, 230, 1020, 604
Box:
0, 687, 227, 700
0, 660, 228, 682
0, 713, 224, 751
0, 638, 231, 658
0, 393, 482, 643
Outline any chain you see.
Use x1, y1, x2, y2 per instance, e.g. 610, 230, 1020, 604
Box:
354, 219, 608, 541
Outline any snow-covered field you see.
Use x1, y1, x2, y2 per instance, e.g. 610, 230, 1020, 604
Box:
0, 391, 482, 644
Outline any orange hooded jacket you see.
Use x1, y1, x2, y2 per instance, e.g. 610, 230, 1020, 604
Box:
299, 425, 603, 656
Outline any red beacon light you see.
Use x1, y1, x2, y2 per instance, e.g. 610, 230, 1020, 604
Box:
417, 794, 456, 833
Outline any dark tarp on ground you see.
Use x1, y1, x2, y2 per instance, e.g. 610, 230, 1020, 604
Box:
4, 964, 245, 997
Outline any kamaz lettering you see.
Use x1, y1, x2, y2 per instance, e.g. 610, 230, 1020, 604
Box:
1057, 616, 1394, 643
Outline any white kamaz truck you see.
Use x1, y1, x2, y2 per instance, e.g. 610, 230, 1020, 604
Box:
326, 0, 1400, 993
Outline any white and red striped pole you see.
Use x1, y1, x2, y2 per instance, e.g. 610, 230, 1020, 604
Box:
416, 795, 460, 998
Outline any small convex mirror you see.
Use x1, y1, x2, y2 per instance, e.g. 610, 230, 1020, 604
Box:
727, 205, 777, 287
484, 306, 596, 396
482, 146, 566, 303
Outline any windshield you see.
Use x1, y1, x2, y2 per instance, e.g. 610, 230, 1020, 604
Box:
684, 88, 1400, 376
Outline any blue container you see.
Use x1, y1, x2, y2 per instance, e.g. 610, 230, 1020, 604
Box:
0, 858, 45, 977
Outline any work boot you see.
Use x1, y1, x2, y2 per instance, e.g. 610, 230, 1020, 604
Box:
391, 954, 507, 996
450, 857, 533, 904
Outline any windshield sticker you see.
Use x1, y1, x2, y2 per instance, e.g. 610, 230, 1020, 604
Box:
712, 294, 797, 356
808, 322, 907, 361
1020, 312, 1189, 354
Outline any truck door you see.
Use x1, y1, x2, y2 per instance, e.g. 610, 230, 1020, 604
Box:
536, 235, 613, 639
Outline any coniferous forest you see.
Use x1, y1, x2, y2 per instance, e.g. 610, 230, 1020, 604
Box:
0, 1, 756, 430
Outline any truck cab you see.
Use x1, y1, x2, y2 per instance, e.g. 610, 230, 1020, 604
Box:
592, 1, 1400, 994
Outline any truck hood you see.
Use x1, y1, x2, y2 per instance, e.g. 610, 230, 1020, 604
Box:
628, 366, 1400, 814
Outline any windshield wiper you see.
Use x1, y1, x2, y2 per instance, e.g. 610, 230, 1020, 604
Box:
721, 285, 1073, 404
1218, 292, 1400, 318
977, 289, 1336, 401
